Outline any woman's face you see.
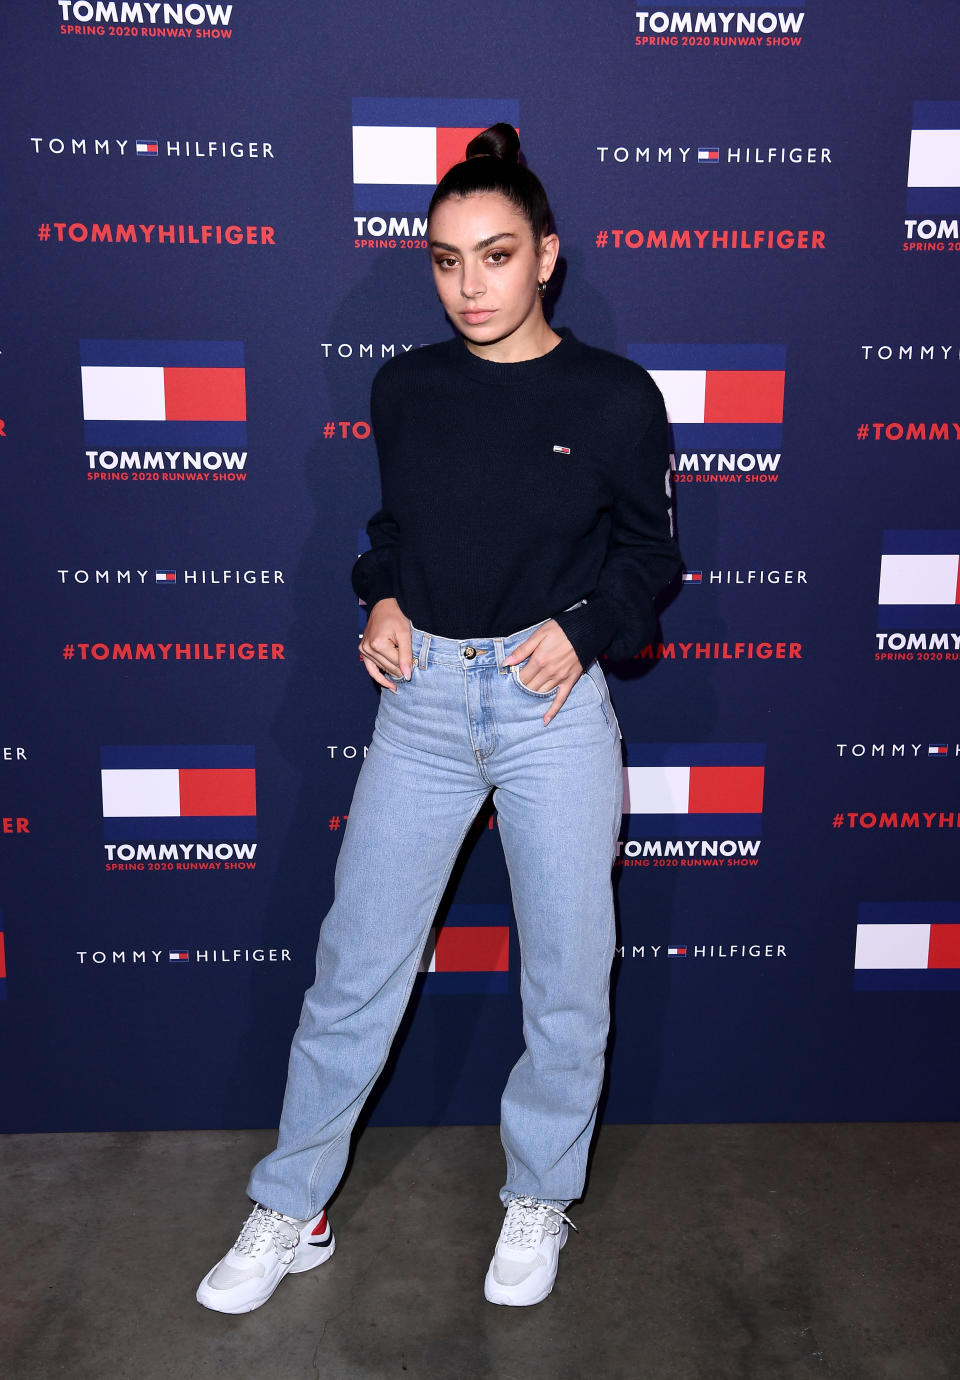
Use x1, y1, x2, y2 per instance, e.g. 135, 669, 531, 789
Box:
428, 192, 558, 356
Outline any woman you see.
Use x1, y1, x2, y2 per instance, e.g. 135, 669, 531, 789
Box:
197, 123, 681, 1313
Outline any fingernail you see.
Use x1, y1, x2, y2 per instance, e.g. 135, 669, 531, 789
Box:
401, 663, 413, 680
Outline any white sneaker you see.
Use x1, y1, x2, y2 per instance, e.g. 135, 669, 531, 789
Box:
483, 1196, 576, 1306
196, 1203, 335, 1314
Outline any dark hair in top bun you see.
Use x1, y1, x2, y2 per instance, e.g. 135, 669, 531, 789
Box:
464, 123, 521, 162
428, 123, 553, 244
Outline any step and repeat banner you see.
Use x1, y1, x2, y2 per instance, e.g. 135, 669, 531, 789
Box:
2, 1, 958, 1132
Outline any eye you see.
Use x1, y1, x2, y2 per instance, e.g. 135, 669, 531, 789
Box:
433, 255, 458, 271
486, 251, 509, 265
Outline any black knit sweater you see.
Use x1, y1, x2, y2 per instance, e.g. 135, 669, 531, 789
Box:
351, 329, 681, 669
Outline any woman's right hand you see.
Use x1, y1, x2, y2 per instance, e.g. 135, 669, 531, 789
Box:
359, 598, 413, 691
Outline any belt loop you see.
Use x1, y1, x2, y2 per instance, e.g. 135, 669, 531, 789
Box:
494, 635, 505, 670
418, 632, 431, 669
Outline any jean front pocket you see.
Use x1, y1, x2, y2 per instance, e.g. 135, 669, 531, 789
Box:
509, 662, 558, 699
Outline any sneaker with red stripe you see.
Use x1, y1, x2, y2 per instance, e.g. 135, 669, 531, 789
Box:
196, 1203, 335, 1314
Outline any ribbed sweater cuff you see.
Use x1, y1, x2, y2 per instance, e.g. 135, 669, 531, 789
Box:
553, 598, 621, 671
354, 572, 397, 609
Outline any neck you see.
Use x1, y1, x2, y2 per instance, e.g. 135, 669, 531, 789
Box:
463, 309, 562, 364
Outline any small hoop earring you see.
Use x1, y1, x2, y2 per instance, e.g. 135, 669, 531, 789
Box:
537, 281, 547, 297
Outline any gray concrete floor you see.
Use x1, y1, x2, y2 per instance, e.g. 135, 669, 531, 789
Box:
2, 1122, 958, 1379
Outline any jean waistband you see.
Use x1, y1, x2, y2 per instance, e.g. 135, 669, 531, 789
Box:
411, 603, 584, 670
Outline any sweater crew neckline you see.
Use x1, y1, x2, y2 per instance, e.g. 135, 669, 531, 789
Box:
449, 328, 576, 384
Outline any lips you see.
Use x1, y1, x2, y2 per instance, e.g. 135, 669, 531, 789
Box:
461, 309, 496, 325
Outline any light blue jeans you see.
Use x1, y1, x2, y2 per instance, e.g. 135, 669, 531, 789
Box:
247, 618, 623, 1218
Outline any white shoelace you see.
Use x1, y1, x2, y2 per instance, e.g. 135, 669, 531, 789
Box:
500, 1196, 578, 1249
234, 1205, 300, 1260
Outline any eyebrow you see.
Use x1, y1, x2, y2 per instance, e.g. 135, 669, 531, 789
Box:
428, 231, 520, 252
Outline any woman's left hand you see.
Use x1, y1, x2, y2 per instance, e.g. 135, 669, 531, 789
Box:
502, 620, 583, 726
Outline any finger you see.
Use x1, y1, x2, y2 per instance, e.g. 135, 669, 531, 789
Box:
501, 632, 543, 667
520, 655, 570, 692
520, 664, 558, 693
542, 679, 575, 725
523, 649, 583, 692
360, 651, 398, 691
361, 639, 402, 678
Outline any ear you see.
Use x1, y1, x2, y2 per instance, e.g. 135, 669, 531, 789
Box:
537, 232, 560, 284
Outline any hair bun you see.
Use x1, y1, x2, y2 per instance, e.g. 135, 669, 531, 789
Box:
465, 123, 521, 164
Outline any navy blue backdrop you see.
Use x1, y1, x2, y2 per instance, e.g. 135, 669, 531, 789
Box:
2, 0, 959, 1132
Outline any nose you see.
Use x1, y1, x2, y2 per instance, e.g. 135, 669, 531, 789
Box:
460, 262, 485, 299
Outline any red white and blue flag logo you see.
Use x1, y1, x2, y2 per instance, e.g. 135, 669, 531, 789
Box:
80, 339, 246, 448
928, 744, 949, 757
169, 951, 190, 963
352, 97, 519, 214
136, 140, 159, 156
623, 743, 765, 836
906, 101, 960, 217
420, 903, 510, 994
855, 903, 960, 991
100, 745, 256, 841
628, 344, 786, 449
698, 147, 719, 163
877, 531, 960, 628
